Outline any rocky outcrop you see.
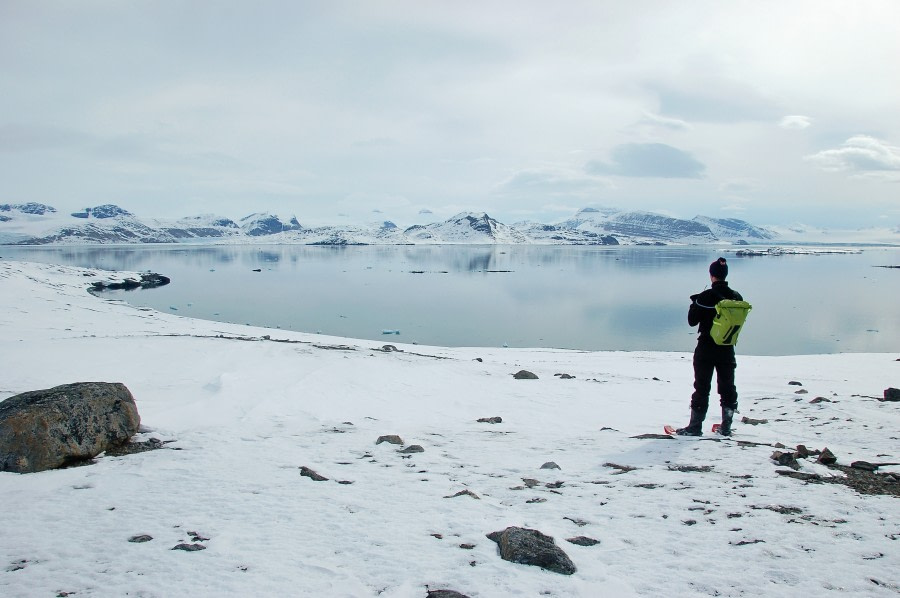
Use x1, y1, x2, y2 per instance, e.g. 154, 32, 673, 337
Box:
89, 273, 170, 292
0, 382, 141, 473
487, 526, 576, 575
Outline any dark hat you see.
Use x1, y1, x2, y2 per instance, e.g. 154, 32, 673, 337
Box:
709, 257, 728, 279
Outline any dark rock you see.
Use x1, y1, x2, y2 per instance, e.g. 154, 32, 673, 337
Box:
540, 461, 561, 470
0, 382, 141, 473
566, 536, 600, 546
299, 466, 328, 481
771, 451, 800, 470
554, 373, 576, 379
399, 445, 424, 453
89, 273, 170, 292
810, 397, 831, 404
444, 489, 480, 499
851, 461, 879, 472
741, 417, 768, 425
172, 543, 206, 552
427, 590, 471, 598
788, 381, 803, 386
883, 388, 900, 402
522, 478, 540, 488
486, 526, 576, 575
796, 445, 810, 459
106, 437, 172, 456
128, 535, 153, 543
513, 370, 539, 379
817, 448, 838, 465
376, 435, 403, 445
477, 416, 502, 424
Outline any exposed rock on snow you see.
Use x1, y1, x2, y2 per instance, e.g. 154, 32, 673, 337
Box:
487, 526, 577, 575
0, 382, 140, 473
376, 435, 403, 445
89, 272, 170, 292
299, 466, 329, 481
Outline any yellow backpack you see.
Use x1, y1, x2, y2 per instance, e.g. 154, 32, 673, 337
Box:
711, 299, 752, 346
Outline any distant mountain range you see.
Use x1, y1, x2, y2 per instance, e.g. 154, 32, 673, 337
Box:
0, 201, 888, 246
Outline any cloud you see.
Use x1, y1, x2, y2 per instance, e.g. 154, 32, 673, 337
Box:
586, 143, 705, 179
493, 168, 614, 197
627, 112, 692, 136
779, 115, 813, 130
652, 73, 782, 123
805, 136, 900, 173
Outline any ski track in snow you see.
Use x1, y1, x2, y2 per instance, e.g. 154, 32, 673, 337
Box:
1, 260, 898, 597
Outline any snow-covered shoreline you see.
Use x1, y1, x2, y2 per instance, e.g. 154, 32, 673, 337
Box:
1, 259, 898, 597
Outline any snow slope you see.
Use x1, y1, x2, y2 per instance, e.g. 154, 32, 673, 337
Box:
0, 260, 898, 597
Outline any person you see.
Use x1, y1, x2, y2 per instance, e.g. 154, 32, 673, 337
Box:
676, 257, 743, 436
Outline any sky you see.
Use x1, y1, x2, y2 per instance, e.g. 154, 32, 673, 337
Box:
1, 0, 899, 228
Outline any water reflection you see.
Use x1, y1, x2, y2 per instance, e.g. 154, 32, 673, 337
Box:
3, 244, 898, 355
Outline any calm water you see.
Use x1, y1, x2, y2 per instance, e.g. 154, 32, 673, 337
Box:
3, 244, 899, 355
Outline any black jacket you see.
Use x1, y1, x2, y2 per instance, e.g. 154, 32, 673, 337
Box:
689, 280, 743, 345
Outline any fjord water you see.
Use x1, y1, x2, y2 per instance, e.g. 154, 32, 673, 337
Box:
3, 245, 898, 355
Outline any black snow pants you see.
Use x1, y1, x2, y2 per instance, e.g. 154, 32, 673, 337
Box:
691, 340, 738, 415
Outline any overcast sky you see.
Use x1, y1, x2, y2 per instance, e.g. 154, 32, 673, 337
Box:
2, 1, 899, 228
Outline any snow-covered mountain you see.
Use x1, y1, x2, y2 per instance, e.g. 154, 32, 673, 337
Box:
404, 212, 528, 244
2, 201, 891, 246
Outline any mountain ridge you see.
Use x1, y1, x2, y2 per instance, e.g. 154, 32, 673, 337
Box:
0, 202, 891, 246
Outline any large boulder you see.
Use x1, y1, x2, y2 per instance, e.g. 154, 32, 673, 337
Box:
0, 382, 140, 473
487, 526, 576, 575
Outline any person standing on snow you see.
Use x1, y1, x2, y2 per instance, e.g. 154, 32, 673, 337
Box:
676, 257, 743, 436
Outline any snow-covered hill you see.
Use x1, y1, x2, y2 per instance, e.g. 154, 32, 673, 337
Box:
1, 202, 896, 246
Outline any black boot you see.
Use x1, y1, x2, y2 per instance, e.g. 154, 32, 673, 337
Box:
718, 407, 735, 436
676, 409, 705, 436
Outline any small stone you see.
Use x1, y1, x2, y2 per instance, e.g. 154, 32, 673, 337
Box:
817, 448, 838, 466
788, 381, 803, 386
683, 520, 697, 526
398, 445, 425, 454
851, 461, 878, 471
128, 534, 153, 543
522, 478, 540, 488
299, 466, 329, 481
540, 462, 561, 470
796, 445, 810, 459
172, 543, 206, 551
810, 397, 831, 404
444, 489, 480, 499
795, 389, 808, 394
376, 435, 403, 445
477, 416, 502, 424
513, 370, 539, 379
427, 590, 471, 598
771, 451, 800, 470
566, 536, 600, 546
883, 388, 900, 402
